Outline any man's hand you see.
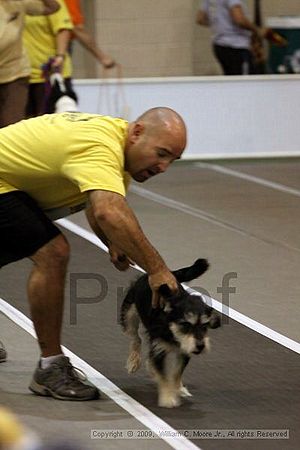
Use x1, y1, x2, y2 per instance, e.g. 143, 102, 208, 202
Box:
148, 270, 178, 309
109, 243, 132, 271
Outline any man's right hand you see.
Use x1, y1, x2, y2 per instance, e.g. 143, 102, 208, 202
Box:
148, 270, 178, 309
109, 243, 132, 271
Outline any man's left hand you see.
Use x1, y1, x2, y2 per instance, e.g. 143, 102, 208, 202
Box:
109, 244, 132, 271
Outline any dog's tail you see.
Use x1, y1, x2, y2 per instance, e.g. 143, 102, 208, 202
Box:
172, 258, 209, 283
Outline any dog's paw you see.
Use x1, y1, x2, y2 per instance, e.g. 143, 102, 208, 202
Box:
179, 385, 192, 398
158, 394, 181, 408
126, 352, 141, 373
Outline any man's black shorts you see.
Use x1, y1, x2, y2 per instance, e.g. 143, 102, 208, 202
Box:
0, 191, 61, 268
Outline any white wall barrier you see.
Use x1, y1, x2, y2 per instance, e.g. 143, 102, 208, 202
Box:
74, 75, 300, 160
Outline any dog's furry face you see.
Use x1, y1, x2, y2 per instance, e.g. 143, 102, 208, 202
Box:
159, 286, 220, 355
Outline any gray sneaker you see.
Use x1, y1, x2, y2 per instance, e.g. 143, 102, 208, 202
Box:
29, 355, 100, 400
0, 340, 7, 363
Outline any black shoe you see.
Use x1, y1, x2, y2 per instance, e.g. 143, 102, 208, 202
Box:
29, 356, 100, 401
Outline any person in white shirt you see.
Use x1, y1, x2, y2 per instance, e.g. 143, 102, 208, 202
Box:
196, 0, 263, 75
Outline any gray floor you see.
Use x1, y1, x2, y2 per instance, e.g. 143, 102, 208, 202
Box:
1, 159, 299, 450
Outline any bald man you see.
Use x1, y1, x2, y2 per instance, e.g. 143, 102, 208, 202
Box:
0, 108, 187, 400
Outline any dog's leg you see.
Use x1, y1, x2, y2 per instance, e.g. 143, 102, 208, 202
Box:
149, 345, 183, 408
122, 304, 142, 373
178, 354, 192, 398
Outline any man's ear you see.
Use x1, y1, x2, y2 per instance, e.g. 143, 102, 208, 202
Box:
131, 122, 144, 142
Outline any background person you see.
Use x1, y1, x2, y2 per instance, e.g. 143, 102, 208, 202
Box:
196, 0, 263, 75
24, 0, 73, 116
64, 0, 116, 69
0, 0, 60, 128
0, 107, 186, 401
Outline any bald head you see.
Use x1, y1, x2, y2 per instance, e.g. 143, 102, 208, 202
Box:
136, 107, 187, 146
125, 107, 187, 182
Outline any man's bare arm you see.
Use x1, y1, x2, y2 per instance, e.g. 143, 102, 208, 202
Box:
85, 205, 109, 247
88, 190, 178, 306
85, 204, 131, 271
88, 190, 167, 274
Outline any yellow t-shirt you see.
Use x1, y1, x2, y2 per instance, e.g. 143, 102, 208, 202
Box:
0, 113, 131, 218
0, 0, 45, 83
23, 0, 73, 83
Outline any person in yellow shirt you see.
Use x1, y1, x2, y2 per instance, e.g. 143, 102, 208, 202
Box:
23, 0, 73, 116
0, 107, 187, 401
0, 0, 60, 128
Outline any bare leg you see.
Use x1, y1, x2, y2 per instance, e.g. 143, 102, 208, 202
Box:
28, 234, 70, 357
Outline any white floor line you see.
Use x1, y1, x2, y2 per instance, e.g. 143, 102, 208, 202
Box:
59, 218, 300, 354
200, 295, 300, 354
129, 185, 300, 254
196, 162, 300, 198
0, 298, 199, 450
129, 185, 253, 237
56, 218, 142, 272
